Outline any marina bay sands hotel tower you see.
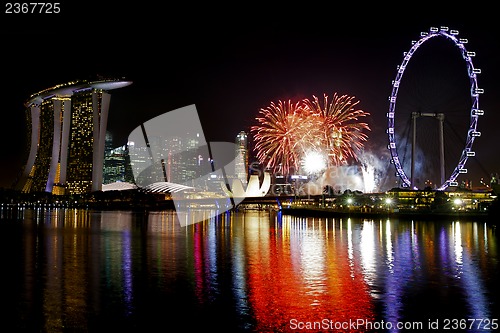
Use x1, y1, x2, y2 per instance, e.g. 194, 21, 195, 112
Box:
16, 78, 132, 195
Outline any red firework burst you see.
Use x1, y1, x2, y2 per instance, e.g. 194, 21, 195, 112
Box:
303, 93, 371, 166
251, 93, 371, 175
251, 100, 308, 174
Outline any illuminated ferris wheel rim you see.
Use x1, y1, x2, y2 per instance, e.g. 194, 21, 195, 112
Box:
386, 26, 483, 190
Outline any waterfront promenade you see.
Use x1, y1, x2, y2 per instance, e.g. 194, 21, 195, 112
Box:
1, 187, 498, 223
235, 191, 497, 222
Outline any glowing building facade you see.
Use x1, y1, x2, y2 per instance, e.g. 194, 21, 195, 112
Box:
127, 132, 209, 187
103, 132, 134, 185
17, 78, 132, 195
235, 131, 248, 184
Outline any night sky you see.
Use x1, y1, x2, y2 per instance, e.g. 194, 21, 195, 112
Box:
1, 5, 499, 190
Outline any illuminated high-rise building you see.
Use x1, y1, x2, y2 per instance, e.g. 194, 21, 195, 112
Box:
128, 132, 209, 187
103, 132, 135, 185
16, 78, 132, 195
235, 131, 248, 184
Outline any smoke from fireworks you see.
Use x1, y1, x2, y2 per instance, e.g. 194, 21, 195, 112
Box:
251, 93, 371, 175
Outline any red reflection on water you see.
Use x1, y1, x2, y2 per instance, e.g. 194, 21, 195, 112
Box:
246, 217, 375, 332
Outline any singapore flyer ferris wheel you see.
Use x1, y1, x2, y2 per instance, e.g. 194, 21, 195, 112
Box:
386, 26, 483, 190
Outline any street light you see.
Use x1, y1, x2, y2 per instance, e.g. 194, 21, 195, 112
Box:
385, 197, 392, 212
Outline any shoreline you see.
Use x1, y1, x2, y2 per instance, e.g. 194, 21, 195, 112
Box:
279, 206, 494, 223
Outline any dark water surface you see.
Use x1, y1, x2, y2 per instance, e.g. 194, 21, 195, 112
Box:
0, 208, 498, 332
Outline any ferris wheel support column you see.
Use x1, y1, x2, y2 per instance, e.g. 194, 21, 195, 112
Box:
437, 113, 445, 186
411, 112, 446, 189
411, 112, 418, 189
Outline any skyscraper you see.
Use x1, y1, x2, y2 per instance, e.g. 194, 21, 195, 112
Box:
235, 131, 248, 185
128, 132, 209, 187
103, 132, 135, 185
16, 78, 132, 195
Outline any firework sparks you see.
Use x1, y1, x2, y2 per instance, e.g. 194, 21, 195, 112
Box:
251, 100, 309, 174
302, 150, 327, 175
251, 93, 371, 175
303, 93, 371, 166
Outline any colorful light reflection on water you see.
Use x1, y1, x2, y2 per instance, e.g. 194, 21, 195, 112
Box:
1, 208, 498, 332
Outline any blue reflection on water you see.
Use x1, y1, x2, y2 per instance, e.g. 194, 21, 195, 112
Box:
122, 230, 133, 316
384, 221, 419, 332
453, 222, 490, 321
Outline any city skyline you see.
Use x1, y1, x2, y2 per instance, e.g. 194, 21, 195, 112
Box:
1, 8, 499, 190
